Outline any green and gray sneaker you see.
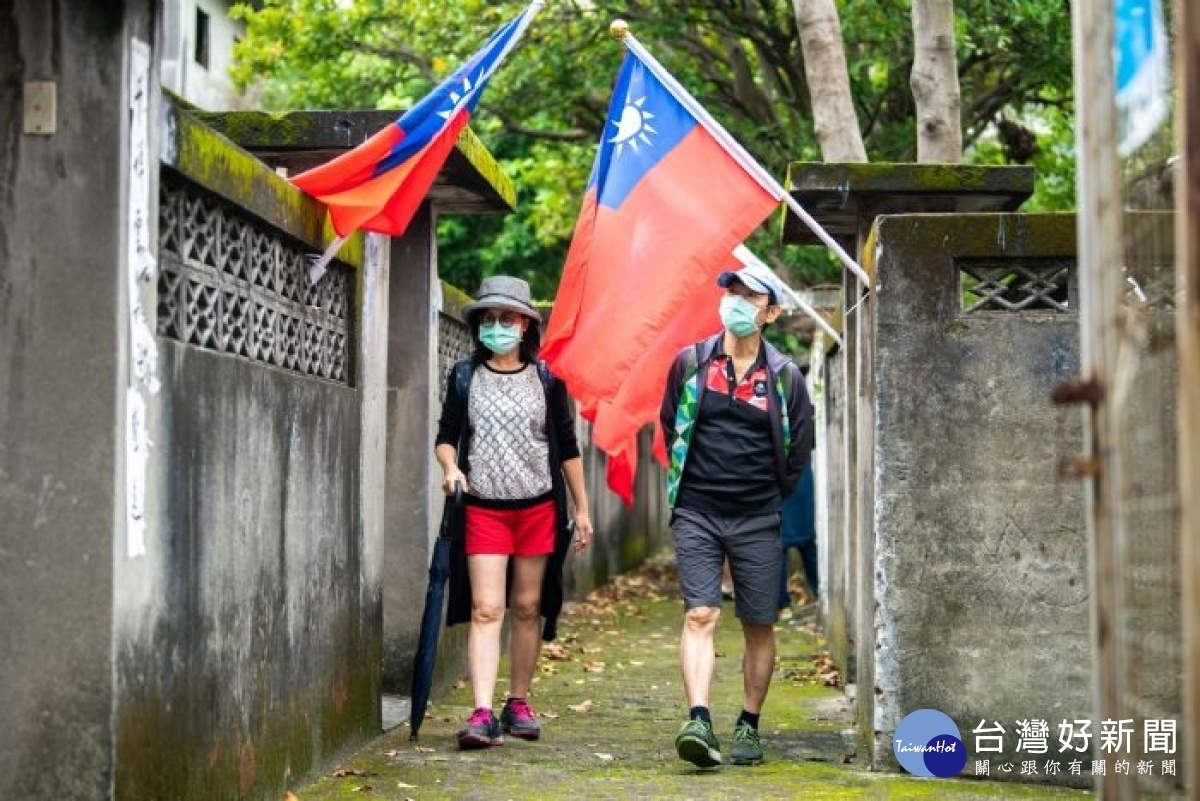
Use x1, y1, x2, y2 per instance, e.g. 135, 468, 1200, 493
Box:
675, 718, 722, 768
730, 721, 764, 765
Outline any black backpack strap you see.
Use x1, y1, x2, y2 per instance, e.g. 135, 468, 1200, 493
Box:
536, 359, 553, 392
454, 358, 474, 400
682, 341, 705, 406
452, 359, 475, 454
684, 343, 700, 376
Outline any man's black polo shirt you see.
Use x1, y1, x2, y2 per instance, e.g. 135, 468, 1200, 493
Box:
675, 345, 782, 517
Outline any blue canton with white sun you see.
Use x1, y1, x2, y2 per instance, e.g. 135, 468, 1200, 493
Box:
590, 54, 698, 209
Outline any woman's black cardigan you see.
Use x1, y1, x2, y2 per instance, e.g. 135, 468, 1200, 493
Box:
434, 357, 581, 641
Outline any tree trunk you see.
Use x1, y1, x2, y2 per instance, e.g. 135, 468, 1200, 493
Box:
793, 0, 867, 162
911, 0, 963, 162
722, 35, 777, 128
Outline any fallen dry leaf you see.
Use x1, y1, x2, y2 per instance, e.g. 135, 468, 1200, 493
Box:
594, 752, 615, 762
541, 712, 560, 720
384, 750, 401, 757
582, 661, 606, 673
350, 785, 373, 793
569, 700, 595, 713
543, 643, 571, 660
396, 782, 417, 789
333, 768, 376, 778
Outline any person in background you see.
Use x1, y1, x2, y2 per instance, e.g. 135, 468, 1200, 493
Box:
721, 558, 735, 601
435, 275, 594, 750
659, 263, 813, 768
778, 462, 818, 611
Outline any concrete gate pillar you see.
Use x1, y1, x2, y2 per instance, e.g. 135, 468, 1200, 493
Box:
781, 163, 1034, 750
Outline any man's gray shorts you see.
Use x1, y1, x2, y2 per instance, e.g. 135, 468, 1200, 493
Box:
671, 507, 782, 624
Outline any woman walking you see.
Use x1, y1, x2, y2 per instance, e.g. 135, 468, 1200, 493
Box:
435, 275, 593, 750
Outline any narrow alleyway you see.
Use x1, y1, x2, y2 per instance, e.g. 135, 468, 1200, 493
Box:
291, 555, 1088, 800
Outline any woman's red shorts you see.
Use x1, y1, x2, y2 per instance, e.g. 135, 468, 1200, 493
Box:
465, 498, 556, 556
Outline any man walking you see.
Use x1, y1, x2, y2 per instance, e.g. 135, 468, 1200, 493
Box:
659, 263, 813, 767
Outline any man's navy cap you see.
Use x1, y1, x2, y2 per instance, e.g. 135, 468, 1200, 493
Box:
717, 264, 779, 304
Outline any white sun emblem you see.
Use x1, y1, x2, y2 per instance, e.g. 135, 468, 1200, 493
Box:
437, 75, 475, 120
608, 96, 657, 157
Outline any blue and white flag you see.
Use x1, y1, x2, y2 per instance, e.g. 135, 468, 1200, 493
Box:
1115, 0, 1169, 155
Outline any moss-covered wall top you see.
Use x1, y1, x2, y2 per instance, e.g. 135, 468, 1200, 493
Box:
161, 100, 364, 268
785, 162, 1036, 195
781, 163, 1037, 246
440, 280, 474, 321
192, 110, 515, 214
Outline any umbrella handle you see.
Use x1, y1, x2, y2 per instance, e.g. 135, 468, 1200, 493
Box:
452, 482, 464, 506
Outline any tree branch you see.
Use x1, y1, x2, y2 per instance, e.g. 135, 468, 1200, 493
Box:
479, 103, 592, 142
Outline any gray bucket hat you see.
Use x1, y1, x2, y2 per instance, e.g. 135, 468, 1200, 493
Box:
462, 275, 541, 322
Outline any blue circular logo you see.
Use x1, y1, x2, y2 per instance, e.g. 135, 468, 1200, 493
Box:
893, 709, 967, 778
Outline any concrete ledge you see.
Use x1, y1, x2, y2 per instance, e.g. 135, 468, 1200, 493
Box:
782, 163, 1036, 245
440, 281, 474, 321
193, 110, 516, 215
161, 100, 364, 267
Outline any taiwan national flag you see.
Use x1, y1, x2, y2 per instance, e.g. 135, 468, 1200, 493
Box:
291, 2, 541, 269
541, 49, 784, 505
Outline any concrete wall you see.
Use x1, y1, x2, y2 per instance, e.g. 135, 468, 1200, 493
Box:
816, 344, 848, 671
114, 344, 377, 800
2, 3, 388, 788
0, 3, 149, 798
381, 208, 462, 696
110, 100, 386, 797
866, 213, 1089, 787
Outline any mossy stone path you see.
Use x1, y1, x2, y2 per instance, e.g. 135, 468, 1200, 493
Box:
291, 555, 1087, 800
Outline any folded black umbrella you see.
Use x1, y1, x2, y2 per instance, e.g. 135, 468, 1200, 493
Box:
408, 486, 463, 741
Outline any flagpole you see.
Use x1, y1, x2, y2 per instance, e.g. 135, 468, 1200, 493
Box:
611, 20, 871, 290
732, 245, 844, 347
477, 0, 546, 88
787, 288, 845, 347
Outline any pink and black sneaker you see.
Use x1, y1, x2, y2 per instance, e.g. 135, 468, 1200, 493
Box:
500, 697, 541, 741
457, 707, 503, 750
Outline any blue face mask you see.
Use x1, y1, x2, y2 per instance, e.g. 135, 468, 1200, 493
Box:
479, 321, 522, 355
719, 295, 762, 338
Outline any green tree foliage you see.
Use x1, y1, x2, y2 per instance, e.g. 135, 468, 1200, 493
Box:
231, 0, 1074, 297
